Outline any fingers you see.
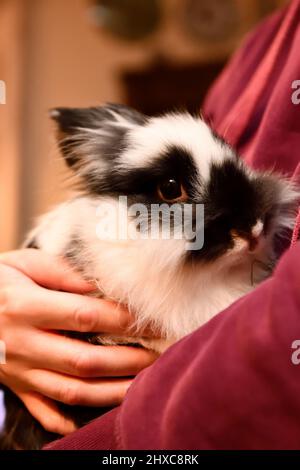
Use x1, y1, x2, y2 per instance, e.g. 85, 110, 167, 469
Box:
22, 331, 158, 377
18, 391, 77, 435
0, 249, 93, 293
26, 369, 133, 407
0, 249, 156, 338
20, 287, 145, 337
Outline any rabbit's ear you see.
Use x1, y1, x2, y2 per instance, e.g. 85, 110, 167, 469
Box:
49, 103, 147, 168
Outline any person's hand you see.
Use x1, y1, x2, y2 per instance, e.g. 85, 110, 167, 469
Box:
0, 249, 158, 435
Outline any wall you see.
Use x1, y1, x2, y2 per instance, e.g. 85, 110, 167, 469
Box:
0, 0, 25, 250
0, 0, 289, 250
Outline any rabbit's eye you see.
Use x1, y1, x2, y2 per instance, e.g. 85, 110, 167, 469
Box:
158, 178, 187, 202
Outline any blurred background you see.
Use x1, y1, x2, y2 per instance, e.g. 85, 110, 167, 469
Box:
0, 0, 288, 251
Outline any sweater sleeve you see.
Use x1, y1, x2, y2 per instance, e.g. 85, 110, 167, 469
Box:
45, 243, 300, 450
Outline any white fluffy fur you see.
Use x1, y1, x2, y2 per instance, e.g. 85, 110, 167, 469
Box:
25, 111, 299, 353
26, 192, 295, 353
121, 114, 232, 181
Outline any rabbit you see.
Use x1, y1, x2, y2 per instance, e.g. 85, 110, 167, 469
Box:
1, 103, 298, 449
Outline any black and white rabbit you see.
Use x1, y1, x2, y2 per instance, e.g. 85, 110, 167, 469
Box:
1, 103, 298, 449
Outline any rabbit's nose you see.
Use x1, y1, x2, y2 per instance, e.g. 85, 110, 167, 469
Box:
230, 219, 264, 253
248, 220, 264, 252
251, 219, 264, 238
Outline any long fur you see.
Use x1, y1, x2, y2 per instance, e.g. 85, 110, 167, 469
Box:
1, 103, 299, 449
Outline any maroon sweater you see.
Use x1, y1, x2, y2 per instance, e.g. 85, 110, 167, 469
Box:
46, 0, 300, 450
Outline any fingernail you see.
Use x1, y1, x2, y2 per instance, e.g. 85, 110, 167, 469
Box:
64, 418, 77, 435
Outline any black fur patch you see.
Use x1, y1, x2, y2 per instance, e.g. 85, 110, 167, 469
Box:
86, 145, 201, 202
188, 159, 279, 262
51, 103, 147, 134
64, 234, 87, 274
25, 238, 39, 249
50, 104, 147, 168
105, 103, 147, 126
